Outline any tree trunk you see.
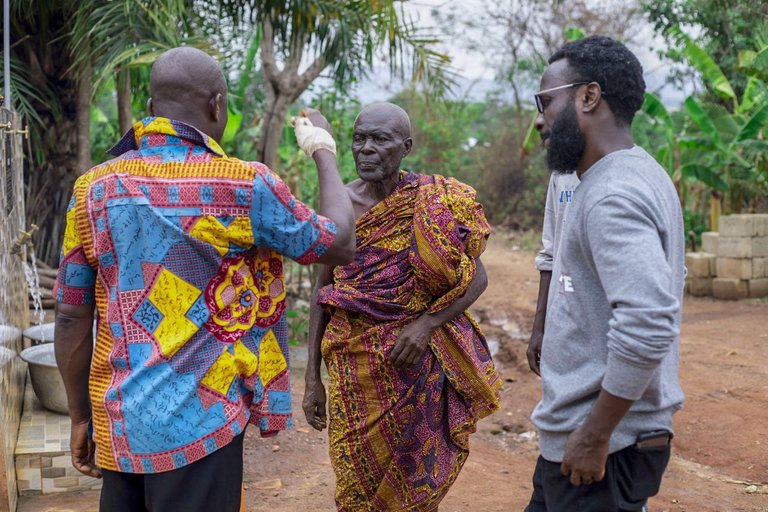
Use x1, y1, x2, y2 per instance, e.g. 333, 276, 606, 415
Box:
257, 20, 327, 171
117, 68, 132, 134
258, 95, 291, 170
75, 60, 92, 174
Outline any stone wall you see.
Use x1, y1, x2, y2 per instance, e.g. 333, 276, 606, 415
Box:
686, 214, 768, 300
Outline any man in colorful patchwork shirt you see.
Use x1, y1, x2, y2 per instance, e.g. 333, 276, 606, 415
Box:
53, 47, 355, 511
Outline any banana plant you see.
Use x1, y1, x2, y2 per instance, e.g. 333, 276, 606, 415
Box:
639, 28, 768, 226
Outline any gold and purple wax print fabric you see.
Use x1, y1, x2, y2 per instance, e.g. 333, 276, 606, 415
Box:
54, 117, 336, 473
318, 171, 501, 511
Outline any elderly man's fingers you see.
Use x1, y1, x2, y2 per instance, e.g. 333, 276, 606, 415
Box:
393, 345, 411, 369
388, 340, 405, 364
314, 413, 327, 428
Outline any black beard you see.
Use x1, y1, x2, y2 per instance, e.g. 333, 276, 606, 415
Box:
546, 103, 584, 174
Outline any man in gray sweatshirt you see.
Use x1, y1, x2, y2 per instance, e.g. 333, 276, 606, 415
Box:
524, 36, 686, 512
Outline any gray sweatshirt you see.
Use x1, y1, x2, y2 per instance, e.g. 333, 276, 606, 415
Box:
535, 172, 580, 272
531, 146, 686, 462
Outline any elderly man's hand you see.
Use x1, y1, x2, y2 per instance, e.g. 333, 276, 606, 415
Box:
389, 316, 436, 369
302, 108, 333, 135
70, 419, 101, 478
303, 377, 328, 431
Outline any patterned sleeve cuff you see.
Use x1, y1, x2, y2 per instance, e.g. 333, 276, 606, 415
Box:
293, 217, 338, 265
55, 245, 97, 305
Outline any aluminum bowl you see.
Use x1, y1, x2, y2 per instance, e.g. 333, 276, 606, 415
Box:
23, 322, 55, 346
19, 343, 68, 415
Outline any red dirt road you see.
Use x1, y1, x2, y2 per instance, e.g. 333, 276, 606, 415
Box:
20, 236, 768, 511
238, 235, 768, 512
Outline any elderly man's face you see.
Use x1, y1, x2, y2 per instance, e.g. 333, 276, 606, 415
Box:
351, 112, 409, 183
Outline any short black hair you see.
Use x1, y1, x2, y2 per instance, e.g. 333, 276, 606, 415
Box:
549, 36, 645, 124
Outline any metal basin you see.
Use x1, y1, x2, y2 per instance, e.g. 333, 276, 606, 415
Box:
19, 343, 68, 415
23, 322, 55, 346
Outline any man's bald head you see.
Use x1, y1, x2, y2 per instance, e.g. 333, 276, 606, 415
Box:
355, 102, 411, 139
351, 102, 413, 183
148, 47, 228, 141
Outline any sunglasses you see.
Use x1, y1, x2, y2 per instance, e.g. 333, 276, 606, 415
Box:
534, 82, 591, 114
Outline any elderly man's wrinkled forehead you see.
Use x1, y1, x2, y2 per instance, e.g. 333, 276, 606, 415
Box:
354, 103, 411, 138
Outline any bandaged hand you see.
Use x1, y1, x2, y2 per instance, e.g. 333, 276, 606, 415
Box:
291, 111, 337, 157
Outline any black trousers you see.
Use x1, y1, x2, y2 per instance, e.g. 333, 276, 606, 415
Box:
99, 432, 244, 512
524, 442, 671, 512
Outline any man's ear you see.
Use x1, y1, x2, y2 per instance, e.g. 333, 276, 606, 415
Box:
147, 98, 154, 116
402, 137, 413, 158
581, 82, 603, 114
210, 93, 223, 122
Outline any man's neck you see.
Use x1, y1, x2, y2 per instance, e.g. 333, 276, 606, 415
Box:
362, 172, 400, 202
577, 127, 634, 178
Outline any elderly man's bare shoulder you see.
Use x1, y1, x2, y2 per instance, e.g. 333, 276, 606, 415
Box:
345, 179, 366, 201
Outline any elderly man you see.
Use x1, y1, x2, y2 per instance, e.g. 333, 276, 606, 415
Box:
303, 102, 501, 511
525, 36, 685, 512
53, 47, 354, 512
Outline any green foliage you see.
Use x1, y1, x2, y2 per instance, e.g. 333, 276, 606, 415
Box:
70, 0, 213, 93
634, 28, 768, 234
393, 89, 550, 228
564, 27, 586, 42
642, 0, 768, 101
248, 0, 454, 96
90, 80, 122, 166
285, 308, 309, 346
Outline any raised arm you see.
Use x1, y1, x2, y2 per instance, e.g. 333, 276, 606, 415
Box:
303, 109, 355, 266
303, 264, 335, 431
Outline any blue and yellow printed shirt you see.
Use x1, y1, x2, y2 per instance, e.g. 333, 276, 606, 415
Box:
54, 117, 336, 473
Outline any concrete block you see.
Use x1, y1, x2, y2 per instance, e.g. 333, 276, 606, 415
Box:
712, 278, 748, 300
685, 252, 715, 277
719, 215, 755, 236
701, 231, 719, 254
753, 236, 768, 257
687, 277, 713, 297
754, 214, 768, 236
748, 278, 768, 298
716, 258, 753, 279
718, 237, 753, 258
753, 258, 767, 279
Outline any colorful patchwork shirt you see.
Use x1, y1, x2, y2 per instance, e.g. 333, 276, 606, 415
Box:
54, 117, 336, 473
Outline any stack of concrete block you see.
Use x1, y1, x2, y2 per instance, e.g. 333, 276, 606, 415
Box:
685, 251, 716, 296
712, 214, 768, 299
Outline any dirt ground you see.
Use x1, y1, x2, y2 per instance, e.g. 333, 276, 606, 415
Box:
20, 235, 768, 512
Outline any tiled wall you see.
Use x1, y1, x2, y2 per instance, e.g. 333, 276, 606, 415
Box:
15, 380, 102, 495
16, 453, 102, 495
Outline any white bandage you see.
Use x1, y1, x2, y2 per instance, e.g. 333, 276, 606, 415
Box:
292, 116, 337, 156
